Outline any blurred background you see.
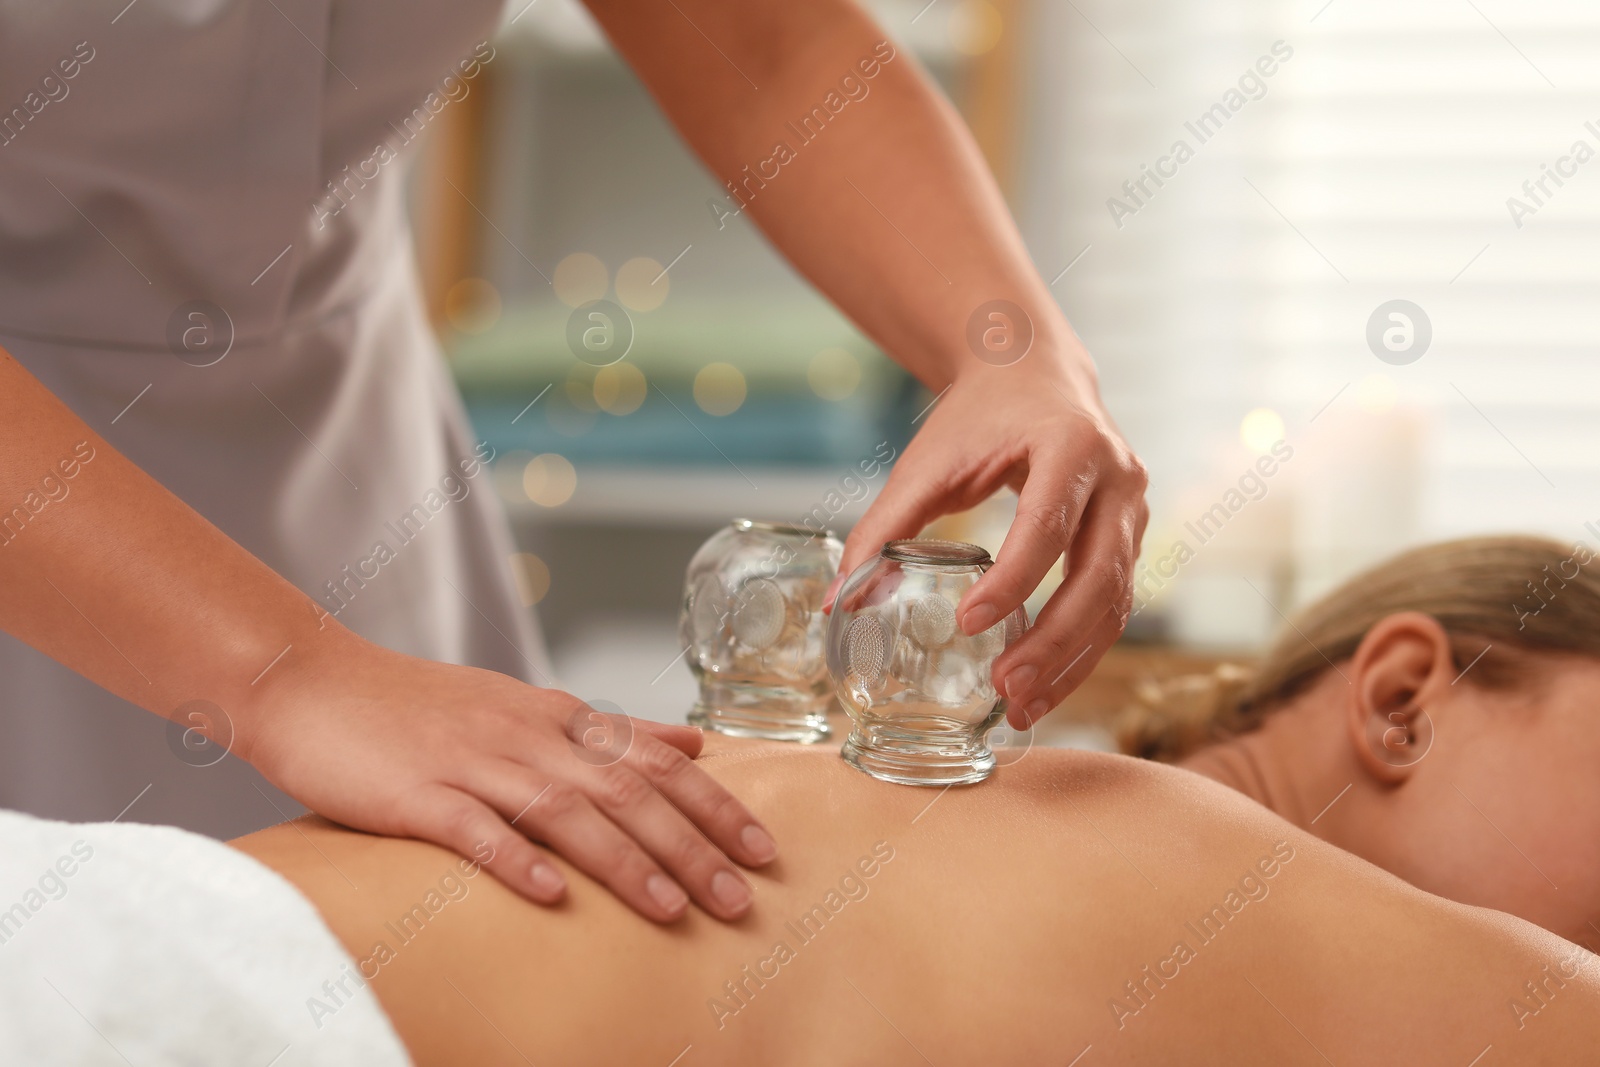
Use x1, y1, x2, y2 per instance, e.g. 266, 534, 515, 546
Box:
408, 0, 1600, 739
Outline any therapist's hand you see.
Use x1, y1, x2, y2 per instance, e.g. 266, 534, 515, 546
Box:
240, 634, 775, 924
836, 352, 1149, 729
0, 350, 772, 925
586, 0, 1150, 725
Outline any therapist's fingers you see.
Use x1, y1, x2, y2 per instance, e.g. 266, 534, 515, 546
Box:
957, 444, 1099, 636
992, 494, 1141, 717
1003, 606, 1127, 729
480, 763, 693, 924
401, 784, 568, 905
585, 746, 760, 921
562, 706, 770, 872
632, 718, 706, 757
619, 733, 776, 871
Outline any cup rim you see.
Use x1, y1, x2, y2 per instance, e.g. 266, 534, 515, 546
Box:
732, 518, 833, 540
880, 539, 992, 566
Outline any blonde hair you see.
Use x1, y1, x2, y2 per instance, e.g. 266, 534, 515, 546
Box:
1117, 535, 1600, 762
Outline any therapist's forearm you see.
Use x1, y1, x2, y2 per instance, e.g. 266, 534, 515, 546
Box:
586, 0, 1088, 392
0, 348, 344, 749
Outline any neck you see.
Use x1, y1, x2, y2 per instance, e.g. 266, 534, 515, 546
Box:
1178, 699, 1352, 832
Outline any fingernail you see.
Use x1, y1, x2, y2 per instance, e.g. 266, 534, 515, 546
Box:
1005, 664, 1038, 699
647, 873, 688, 917
740, 823, 777, 865
1025, 698, 1050, 722
712, 870, 752, 914
530, 863, 566, 900
962, 602, 1000, 635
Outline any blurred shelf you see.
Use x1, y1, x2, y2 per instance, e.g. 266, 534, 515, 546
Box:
455, 298, 920, 467
469, 389, 913, 467
499, 464, 884, 528
449, 298, 897, 389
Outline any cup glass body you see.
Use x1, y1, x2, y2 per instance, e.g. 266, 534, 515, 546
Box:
681, 519, 843, 743
826, 540, 1026, 784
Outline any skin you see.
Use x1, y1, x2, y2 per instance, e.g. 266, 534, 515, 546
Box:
235, 738, 1600, 1065
2, 0, 1146, 915
1181, 612, 1600, 947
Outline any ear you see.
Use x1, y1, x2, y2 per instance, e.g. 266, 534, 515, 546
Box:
1343, 612, 1453, 783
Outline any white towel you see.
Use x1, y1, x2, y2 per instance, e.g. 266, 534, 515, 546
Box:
0, 808, 413, 1066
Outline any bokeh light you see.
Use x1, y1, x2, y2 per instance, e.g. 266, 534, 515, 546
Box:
523, 453, 578, 507
1239, 407, 1286, 454
615, 257, 669, 312
694, 362, 747, 416
807, 347, 861, 401
595, 362, 648, 415
510, 551, 551, 606
949, 0, 1003, 55
445, 277, 501, 335
553, 253, 609, 308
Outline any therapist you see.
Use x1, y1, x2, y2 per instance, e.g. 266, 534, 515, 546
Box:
0, 0, 1147, 924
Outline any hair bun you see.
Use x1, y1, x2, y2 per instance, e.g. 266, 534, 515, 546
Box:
1115, 663, 1255, 762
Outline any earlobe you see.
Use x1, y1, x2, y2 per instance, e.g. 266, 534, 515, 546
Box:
1358, 700, 1434, 779
1344, 612, 1452, 784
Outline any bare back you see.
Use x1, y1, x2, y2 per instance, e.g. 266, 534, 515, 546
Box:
234, 739, 1600, 1065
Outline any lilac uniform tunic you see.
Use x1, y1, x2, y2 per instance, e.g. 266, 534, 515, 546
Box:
0, 0, 551, 838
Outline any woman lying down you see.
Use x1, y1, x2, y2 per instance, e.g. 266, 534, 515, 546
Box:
2, 535, 1596, 1064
